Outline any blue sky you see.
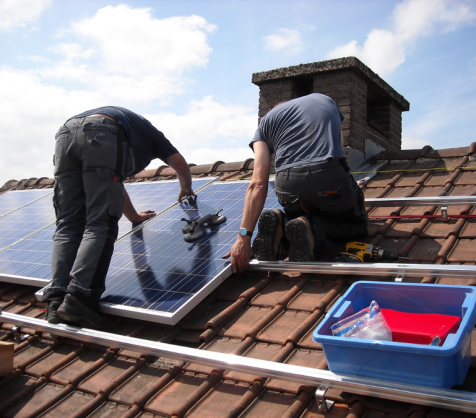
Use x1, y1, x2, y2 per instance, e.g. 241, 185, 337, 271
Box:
0, 0, 475, 186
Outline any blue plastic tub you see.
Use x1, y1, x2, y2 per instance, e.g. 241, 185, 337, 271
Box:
313, 281, 476, 388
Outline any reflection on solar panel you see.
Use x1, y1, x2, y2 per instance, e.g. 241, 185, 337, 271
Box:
0, 191, 55, 250
0, 189, 52, 218
119, 178, 215, 237
0, 178, 216, 287
100, 181, 280, 325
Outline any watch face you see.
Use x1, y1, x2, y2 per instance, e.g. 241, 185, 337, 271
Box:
239, 228, 250, 237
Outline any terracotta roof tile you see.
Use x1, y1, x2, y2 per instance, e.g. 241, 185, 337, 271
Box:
144, 372, 220, 416
109, 359, 182, 407
265, 348, 326, 393
239, 389, 314, 418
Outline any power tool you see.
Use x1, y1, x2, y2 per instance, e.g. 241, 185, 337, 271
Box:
334, 241, 411, 263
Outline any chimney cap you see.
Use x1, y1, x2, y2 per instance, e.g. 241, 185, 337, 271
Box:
251, 56, 409, 111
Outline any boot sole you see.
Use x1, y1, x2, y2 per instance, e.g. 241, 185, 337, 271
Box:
252, 211, 282, 261
285, 220, 313, 262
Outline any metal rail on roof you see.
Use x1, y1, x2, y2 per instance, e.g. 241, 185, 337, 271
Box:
248, 260, 476, 279
2, 311, 476, 414
365, 195, 476, 207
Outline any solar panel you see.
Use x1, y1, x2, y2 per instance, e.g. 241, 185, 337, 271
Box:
99, 180, 280, 325
0, 225, 56, 286
0, 189, 52, 218
119, 178, 215, 237
0, 192, 55, 250
0, 178, 216, 287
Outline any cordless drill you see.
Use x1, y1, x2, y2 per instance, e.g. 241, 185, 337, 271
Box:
334, 242, 410, 263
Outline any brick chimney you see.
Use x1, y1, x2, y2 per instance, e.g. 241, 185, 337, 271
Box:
252, 57, 410, 167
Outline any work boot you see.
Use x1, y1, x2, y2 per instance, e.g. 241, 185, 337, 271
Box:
285, 217, 315, 262
57, 294, 112, 330
252, 209, 284, 261
45, 300, 62, 324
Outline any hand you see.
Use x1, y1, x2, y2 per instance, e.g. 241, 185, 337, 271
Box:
129, 210, 156, 225
178, 188, 196, 203
222, 237, 253, 274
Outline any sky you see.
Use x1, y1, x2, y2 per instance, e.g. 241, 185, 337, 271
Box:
0, 0, 475, 186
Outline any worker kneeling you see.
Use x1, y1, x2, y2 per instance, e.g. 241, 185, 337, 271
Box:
224, 93, 368, 273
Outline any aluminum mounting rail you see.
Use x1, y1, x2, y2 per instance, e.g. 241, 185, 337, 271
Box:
2, 311, 476, 414
365, 195, 476, 207
248, 260, 476, 279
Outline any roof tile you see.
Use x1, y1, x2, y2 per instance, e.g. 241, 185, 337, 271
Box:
185, 380, 258, 418
144, 372, 219, 416
257, 310, 316, 345
239, 389, 313, 418
39, 390, 96, 418
50, 349, 115, 386
3, 382, 71, 418
265, 348, 326, 393
223, 342, 290, 384
109, 360, 181, 406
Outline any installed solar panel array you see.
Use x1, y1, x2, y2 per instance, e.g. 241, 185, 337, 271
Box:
0, 179, 279, 325
0, 178, 214, 286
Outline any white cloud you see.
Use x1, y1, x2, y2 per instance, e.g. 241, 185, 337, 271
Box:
327, 0, 476, 76
0, 0, 52, 31
183, 146, 254, 166
401, 136, 434, 150
144, 96, 257, 165
34, 5, 216, 105
0, 67, 103, 185
263, 28, 302, 52
0, 5, 219, 185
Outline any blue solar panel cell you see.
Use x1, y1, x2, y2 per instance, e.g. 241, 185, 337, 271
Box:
0, 193, 55, 250
0, 190, 52, 218
101, 181, 280, 323
0, 226, 55, 280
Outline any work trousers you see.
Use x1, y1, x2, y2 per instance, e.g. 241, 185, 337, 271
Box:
43, 116, 128, 308
275, 159, 368, 256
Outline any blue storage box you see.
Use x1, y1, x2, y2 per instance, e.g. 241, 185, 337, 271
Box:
313, 281, 476, 388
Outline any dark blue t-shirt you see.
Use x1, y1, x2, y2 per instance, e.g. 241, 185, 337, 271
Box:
71, 106, 179, 175
250, 93, 344, 172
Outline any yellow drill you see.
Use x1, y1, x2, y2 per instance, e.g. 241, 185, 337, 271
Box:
334, 242, 410, 263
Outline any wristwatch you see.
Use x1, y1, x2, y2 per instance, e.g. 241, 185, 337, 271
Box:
239, 227, 253, 237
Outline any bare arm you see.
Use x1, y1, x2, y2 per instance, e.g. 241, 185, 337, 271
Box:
223, 141, 271, 273
165, 152, 195, 202
123, 187, 156, 224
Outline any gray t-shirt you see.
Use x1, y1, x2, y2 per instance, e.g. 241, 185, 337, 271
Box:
250, 93, 344, 172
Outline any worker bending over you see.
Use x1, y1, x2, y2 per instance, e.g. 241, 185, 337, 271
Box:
44, 106, 195, 328
224, 93, 368, 273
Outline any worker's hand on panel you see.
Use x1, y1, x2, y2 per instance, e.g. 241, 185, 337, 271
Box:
178, 188, 196, 203
222, 238, 253, 274
130, 210, 156, 225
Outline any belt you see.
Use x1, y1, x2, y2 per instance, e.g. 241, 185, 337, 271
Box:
285, 158, 343, 172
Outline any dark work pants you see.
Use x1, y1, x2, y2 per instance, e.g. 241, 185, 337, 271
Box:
43, 116, 126, 309
275, 159, 368, 256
